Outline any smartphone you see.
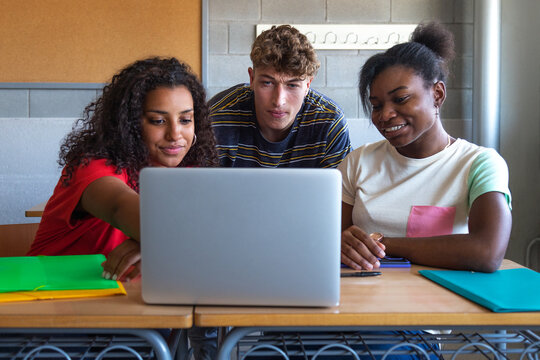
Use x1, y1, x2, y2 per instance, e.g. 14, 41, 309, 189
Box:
378, 257, 411, 268
341, 256, 411, 269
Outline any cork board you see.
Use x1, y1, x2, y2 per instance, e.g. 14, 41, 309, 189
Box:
0, 0, 201, 83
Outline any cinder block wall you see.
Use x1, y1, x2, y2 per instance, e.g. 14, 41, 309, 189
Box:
206, 0, 474, 148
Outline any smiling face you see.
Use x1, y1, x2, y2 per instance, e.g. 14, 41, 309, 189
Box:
368, 66, 446, 158
249, 66, 312, 142
141, 86, 195, 168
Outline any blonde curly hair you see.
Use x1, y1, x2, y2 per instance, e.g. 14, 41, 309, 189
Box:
250, 25, 320, 78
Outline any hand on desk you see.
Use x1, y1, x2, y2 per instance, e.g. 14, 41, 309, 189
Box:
102, 238, 141, 281
341, 225, 386, 270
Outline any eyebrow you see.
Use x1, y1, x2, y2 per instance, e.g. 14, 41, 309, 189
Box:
260, 74, 304, 83
369, 86, 408, 100
145, 108, 194, 115
388, 86, 408, 95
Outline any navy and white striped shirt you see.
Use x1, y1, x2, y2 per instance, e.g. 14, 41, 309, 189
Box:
209, 84, 351, 168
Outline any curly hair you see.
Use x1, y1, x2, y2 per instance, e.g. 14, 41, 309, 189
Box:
250, 25, 320, 78
59, 57, 219, 189
359, 22, 455, 115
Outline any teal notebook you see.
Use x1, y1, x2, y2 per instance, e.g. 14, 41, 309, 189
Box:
419, 268, 540, 313
0, 254, 120, 292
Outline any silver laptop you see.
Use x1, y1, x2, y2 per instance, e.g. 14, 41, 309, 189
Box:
140, 167, 341, 307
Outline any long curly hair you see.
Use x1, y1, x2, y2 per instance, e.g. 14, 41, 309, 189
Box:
59, 57, 219, 189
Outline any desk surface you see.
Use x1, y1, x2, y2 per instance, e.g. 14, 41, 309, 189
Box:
195, 260, 540, 327
0, 279, 193, 329
25, 201, 46, 217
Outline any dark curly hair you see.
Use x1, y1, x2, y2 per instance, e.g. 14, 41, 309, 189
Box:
251, 25, 320, 78
359, 22, 455, 115
59, 57, 219, 189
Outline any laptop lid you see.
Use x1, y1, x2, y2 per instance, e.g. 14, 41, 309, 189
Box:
140, 168, 341, 307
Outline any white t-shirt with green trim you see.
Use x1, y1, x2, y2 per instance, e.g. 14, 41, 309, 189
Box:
338, 138, 511, 237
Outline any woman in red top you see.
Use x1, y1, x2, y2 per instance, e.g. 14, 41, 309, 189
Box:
27, 57, 218, 281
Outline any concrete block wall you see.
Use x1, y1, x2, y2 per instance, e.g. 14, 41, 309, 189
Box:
207, 0, 474, 148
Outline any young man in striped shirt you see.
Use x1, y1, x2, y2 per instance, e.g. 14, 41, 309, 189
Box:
209, 25, 351, 168
190, 25, 352, 360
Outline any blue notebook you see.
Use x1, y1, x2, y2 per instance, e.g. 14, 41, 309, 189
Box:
419, 268, 540, 313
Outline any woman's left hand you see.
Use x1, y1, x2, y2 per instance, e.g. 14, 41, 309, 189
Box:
102, 238, 141, 281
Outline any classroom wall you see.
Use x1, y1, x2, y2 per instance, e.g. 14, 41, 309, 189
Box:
206, 0, 474, 149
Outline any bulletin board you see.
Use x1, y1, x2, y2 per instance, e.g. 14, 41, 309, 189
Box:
0, 0, 201, 83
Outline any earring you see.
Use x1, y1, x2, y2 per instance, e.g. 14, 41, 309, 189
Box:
192, 134, 197, 146
435, 106, 440, 118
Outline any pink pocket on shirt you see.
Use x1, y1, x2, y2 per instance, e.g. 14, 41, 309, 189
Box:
406, 206, 456, 237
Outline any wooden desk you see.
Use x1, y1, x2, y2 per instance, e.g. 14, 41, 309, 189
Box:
24, 201, 46, 217
195, 260, 540, 360
0, 280, 192, 359
0, 280, 192, 328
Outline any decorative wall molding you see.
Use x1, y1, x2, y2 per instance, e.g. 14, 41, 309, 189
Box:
256, 24, 417, 50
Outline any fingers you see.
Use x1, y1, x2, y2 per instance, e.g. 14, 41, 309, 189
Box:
102, 239, 141, 281
119, 262, 141, 282
341, 226, 386, 270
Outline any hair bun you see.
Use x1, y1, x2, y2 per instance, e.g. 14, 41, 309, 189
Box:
411, 22, 455, 63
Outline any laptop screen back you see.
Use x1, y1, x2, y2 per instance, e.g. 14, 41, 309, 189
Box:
140, 167, 341, 307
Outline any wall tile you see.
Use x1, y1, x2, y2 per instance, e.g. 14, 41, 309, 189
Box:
442, 118, 472, 141
262, 0, 325, 22
209, 0, 260, 21
0, 117, 75, 224
210, 23, 228, 54
229, 23, 257, 54
0, 118, 75, 175
448, 24, 473, 57
208, 55, 252, 87
442, 89, 472, 119
448, 56, 473, 89
318, 87, 359, 119
29, 90, 97, 118
347, 117, 384, 149
0, 90, 28, 117
0, 177, 58, 224
391, 0, 454, 23
327, 0, 391, 23
454, 0, 474, 23
326, 55, 370, 87
311, 55, 326, 88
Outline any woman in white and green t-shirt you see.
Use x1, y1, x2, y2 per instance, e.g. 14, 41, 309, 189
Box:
339, 22, 512, 273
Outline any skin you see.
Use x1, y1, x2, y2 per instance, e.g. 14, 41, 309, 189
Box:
341, 66, 512, 273
248, 66, 312, 142
88, 86, 194, 281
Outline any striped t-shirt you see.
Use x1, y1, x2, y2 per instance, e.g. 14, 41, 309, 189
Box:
209, 84, 351, 168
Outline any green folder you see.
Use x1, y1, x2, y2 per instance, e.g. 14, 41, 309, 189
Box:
0, 254, 120, 292
419, 268, 540, 313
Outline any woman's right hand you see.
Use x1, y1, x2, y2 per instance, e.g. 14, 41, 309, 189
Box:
102, 238, 141, 281
341, 225, 386, 270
